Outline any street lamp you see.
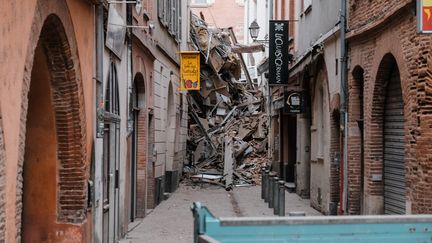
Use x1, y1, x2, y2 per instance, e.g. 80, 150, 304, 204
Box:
249, 20, 269, 44
249, 20, 260, 41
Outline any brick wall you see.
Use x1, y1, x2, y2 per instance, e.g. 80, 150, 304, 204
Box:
347, 1, 432, 214
329, 110, 340, 215
40, 14, 88, 223
147, 113, 155, 209
347, 66, 364, 214
16, 11, 88, 238
135, 76, 147, 217
348, 0, 411, 32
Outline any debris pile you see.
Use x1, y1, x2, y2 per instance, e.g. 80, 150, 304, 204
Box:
184, 14, 269, 190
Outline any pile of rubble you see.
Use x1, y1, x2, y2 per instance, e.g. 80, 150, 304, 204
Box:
184, 14, 269, 189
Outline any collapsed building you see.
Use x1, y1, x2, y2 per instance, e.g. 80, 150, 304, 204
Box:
184, 14, 269, 189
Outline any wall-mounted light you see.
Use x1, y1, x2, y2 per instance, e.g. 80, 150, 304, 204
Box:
248, 20, 268, 44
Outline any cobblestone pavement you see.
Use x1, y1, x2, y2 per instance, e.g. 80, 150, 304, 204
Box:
120, 183, 320, 243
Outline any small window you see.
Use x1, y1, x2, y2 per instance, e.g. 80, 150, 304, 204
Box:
105, 63, 120, 116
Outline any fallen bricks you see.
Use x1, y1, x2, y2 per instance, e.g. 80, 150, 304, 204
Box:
184, 14, 270, 190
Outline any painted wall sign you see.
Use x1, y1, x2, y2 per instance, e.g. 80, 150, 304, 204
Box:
269, 20, 289, 85
180, 52, 201, 90
418, 0, 432, 33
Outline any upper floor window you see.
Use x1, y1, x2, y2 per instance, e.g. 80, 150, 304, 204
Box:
105, 63, 120, 116
158, 0, 182, 41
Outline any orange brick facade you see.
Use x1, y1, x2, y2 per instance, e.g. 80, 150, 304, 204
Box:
347, 0, 432, 214
0, 0, 94, 241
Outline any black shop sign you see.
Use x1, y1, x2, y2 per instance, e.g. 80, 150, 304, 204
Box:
269, 20, 289, 85
285, 91, 304, 114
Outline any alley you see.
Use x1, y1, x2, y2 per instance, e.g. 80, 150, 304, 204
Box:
3, 0, 432, 242
120, 184, 320, 243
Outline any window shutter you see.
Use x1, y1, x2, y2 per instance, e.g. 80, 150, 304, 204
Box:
177, 0, 182, 40
158, 0, 163, 20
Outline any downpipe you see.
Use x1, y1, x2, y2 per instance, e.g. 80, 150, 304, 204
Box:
340, 0, 349, 215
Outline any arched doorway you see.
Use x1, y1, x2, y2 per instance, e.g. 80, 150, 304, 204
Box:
103, 62, 121, 242
383, 61, 405, 215
21, 15, 87, 242
130, 73, 146, 221
371, 54, 405, 215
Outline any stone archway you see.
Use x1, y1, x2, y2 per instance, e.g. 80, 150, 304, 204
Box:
19, 13, 87, 242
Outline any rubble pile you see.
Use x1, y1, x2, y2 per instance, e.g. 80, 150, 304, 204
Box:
184, 14, 270, 189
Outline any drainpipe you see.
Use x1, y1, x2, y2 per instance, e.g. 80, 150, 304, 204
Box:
94, 2, 104, 243
340, 0, 348, 215
96, 3, 104, 138
267, 0, 273, 164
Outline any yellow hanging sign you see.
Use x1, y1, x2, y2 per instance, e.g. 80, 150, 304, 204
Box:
180, 51, 200, 90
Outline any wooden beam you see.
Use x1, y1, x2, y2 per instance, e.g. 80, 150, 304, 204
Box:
231, 44, 265, 53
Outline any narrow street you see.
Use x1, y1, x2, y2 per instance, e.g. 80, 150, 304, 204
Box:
120, 184, 319, 243
3, 0, 432, 242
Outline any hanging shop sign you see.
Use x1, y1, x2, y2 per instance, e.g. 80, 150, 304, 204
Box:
418, 0, 432, 33
269, 20, 289, 85
285, 91, 304, 114
180, 51, 201, 90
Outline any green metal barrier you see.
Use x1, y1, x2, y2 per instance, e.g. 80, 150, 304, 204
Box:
191, 202, 432, 243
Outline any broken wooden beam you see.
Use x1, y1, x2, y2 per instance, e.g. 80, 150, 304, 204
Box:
231, 43, 265, 53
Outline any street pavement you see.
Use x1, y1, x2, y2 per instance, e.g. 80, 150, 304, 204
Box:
120, 183, 320, 243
